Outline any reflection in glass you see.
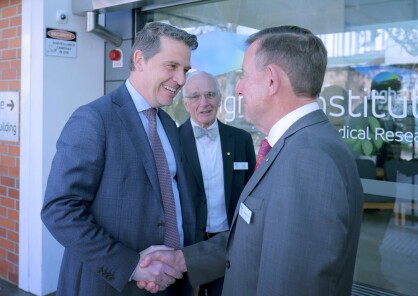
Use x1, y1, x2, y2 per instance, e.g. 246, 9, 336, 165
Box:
144, 1, 418, 294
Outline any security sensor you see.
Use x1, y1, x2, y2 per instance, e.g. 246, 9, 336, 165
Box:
56, 10, 68, 24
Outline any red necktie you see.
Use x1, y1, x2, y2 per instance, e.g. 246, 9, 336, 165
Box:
143, 108, 180, 249
255, 138, 272, 170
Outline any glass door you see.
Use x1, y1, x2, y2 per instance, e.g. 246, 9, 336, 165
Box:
144, 1, 418, 294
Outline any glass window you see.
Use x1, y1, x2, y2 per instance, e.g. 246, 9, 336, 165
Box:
145, 1, 418, 295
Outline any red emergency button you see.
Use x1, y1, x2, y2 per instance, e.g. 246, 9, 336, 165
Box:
109, 49, 122, 61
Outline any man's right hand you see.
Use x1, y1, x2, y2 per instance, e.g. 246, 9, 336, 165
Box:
136, 249, 187, 292
132, 245, 183, 293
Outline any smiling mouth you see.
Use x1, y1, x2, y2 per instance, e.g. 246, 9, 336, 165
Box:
163, 85, 177, 94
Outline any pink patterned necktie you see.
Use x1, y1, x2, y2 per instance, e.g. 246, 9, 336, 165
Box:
143, 108, 180, 249
255, 138, 272, 170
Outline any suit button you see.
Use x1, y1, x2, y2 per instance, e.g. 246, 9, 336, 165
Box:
157, 222, 165, 227
226, 260, 230, 269
202, 199, 207, 205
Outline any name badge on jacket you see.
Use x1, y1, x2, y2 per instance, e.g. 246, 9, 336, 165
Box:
234, 162, 248, 170
239, 202, 252, 224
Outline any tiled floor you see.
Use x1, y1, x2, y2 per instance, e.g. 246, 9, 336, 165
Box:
0, 279, 37, 296
1, 209, 417, 296
0, 278, 55, 296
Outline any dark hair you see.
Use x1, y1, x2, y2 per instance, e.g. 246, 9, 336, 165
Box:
129, 22, 198, 71
246, 25, 328, 98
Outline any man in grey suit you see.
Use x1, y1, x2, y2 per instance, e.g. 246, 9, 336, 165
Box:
139, 25, 364, 296
179, 71, 255, 295
41, 22, 198, 296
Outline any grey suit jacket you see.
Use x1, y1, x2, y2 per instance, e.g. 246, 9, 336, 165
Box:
183, 110, 364, 296
178, 119, 255, 241
41, 84, 196, 296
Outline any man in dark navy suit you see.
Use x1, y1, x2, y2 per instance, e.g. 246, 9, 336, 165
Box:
41, 22, 198, 296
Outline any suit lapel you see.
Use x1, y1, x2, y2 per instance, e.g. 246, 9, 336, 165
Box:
227, 110, 329, 242
219, 121, 234, 212
228, 135, 285, 232
111, 85, 162, 202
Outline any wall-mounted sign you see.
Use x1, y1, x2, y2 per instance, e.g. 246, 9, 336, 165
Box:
0, 91, 19, 142
45, 28, 77, 58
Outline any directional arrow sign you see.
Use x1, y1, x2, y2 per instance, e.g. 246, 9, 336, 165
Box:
0, 91, 19, 142
7, 100, 14, 111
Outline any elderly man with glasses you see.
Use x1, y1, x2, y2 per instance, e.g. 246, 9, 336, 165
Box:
178, 71, 256, 296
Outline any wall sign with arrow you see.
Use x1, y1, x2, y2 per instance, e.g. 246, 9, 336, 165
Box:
0, 91, 19, 142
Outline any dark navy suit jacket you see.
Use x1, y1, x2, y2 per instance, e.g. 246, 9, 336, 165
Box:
41, 83, 196, 296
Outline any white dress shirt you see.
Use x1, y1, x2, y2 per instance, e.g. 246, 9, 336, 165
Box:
191, 118, 229, 233
267, 102, 320, 147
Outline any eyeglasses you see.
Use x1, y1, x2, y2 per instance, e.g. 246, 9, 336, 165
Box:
184, 91, 219, 103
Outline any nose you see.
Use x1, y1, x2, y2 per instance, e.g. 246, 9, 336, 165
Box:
198, 95, 211, 106
174, 69, 186, 86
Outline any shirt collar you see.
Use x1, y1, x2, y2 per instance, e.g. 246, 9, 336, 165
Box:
268, 102, 319, 147
125, 79, 153, 112
190, 118, 219, 130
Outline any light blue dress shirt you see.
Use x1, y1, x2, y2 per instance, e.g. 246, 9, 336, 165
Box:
125, 80, 184, 247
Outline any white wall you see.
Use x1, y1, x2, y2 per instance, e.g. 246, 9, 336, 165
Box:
20, 0, 105, 294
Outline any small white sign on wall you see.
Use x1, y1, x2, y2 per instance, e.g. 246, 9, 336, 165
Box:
45, 28, 77, 58
0, 91, 19, 142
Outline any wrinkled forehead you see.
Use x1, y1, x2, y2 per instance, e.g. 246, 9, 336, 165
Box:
187, 73, 216, 91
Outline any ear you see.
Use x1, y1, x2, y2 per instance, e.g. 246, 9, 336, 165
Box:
266, 64, 281, 95
133, 50, 144, 71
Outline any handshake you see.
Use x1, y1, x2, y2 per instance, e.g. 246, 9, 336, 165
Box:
132, 245, 187, 293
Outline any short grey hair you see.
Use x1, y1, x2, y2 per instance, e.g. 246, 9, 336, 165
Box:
246, 25, 327, 98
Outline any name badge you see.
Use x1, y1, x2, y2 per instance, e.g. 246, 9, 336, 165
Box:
234, 162, 248, 170
239, 202, 252, 224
